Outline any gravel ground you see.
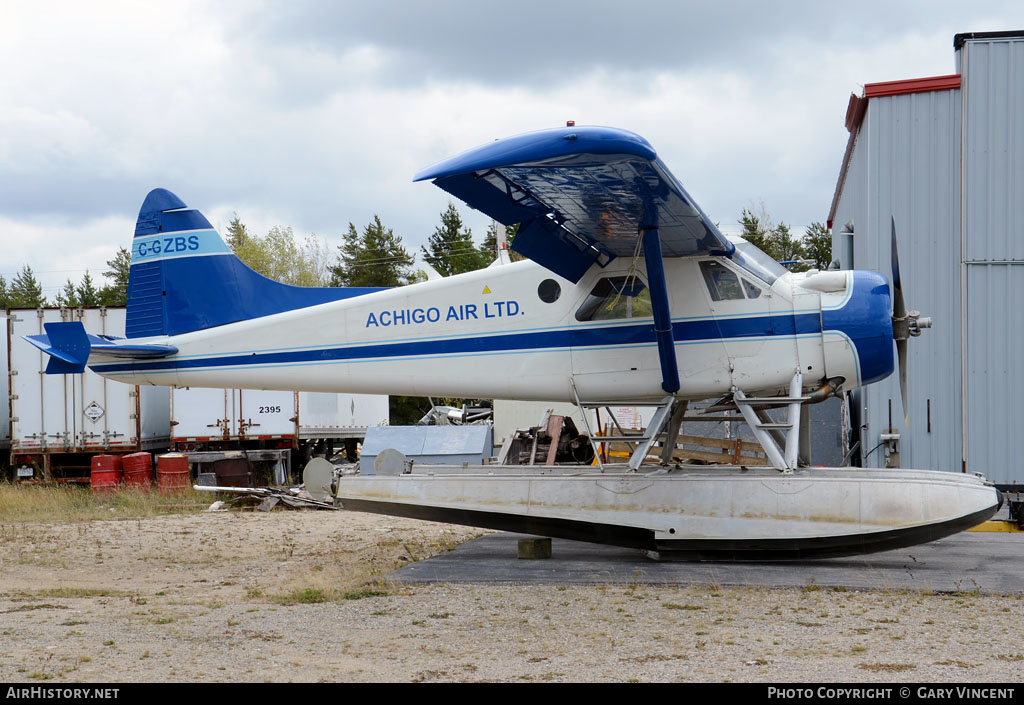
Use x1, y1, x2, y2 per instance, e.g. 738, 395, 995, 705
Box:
1, 509, 1022, 683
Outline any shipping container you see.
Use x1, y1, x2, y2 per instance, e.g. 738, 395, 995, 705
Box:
7, 307, 170, 480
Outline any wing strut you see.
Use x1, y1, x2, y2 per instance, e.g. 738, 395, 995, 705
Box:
642, 227, 680, 393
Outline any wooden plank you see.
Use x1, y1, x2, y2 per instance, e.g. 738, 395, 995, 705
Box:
673, 448, 769, 465
676, 434, 762, 452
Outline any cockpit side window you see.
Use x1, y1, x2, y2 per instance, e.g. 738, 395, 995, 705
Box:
575, 276, 652, 321
700, 261, 744, 301
701, 261, 763, 301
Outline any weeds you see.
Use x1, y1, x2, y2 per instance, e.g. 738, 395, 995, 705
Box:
273, 588, 326, 605
0, 483, 207, 523
858, 663, 916, 672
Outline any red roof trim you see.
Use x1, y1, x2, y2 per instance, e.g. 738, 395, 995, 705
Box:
864, 74, 961, 98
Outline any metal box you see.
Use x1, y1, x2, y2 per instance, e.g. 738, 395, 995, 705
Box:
360, 425, 494, 473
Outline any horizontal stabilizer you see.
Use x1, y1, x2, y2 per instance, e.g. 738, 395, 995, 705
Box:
24, 321, 178, 374
89, 340, 179, 358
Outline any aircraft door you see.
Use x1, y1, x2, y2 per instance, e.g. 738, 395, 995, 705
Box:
698, 259, 774, 390
569, 273, 662, 400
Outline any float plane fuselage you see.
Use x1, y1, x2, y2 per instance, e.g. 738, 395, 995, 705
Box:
25, 126, 999, 559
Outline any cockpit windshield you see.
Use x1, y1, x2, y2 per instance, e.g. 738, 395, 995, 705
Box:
730, 239, 787, 286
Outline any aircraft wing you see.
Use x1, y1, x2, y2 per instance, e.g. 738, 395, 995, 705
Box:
414, 126, 733, 282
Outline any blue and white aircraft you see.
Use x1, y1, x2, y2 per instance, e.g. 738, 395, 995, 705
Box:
26, 125, 999, 559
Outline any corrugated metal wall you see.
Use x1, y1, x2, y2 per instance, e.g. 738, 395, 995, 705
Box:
831, 88, 962, 471
961, 37, 1024, 483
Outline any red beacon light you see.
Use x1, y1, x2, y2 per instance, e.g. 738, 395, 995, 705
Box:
566, 120, 575, 127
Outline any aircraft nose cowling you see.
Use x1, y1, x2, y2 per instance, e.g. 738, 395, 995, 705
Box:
821, 271, 895, 386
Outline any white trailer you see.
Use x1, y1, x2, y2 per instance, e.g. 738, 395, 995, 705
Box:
6, 306, 387, 482
1, 313, 10, 459
298, 392, 389, 441
170, 389, 388, 448
170, 388, 299, 446
7, 307, 170, 480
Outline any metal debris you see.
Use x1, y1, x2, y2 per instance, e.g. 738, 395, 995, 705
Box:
193, 485, 339, 511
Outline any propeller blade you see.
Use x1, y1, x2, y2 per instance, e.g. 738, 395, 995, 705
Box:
891, 215, 907, 320
897, 338, 908, 425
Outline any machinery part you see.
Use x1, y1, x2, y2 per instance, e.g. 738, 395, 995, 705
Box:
302, 457, 336, 502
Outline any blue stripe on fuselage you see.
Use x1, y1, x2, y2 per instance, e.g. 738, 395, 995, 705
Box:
90, 311, 822, 375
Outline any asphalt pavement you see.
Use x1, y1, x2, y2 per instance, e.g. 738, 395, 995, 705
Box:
392, 530, 1024, 594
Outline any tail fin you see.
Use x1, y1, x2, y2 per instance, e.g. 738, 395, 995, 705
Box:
127, 189, 379, 338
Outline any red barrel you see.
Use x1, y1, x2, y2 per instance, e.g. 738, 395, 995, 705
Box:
156, 453, 190, 494
90, 455, 123, 494
122, 452, 154, 489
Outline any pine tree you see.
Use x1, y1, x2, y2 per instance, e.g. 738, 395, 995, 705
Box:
421, 203, 489, 276
738, 205, 807, 270
739, 208, 772, 255
9, 265, 46, 308
0, 275, 10, 310
480, 222, 522, 263
225, 213, 250, 251
55, 279, 80, 307
803, 222, 833, 270
330, 216, 414, 288
76, 271, 100, 306
771, 223, 808, 270
99, 246, 132, 306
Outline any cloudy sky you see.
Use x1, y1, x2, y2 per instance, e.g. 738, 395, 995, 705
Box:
0, 1, 1018, 297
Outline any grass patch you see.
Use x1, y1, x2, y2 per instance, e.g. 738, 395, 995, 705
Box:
273, 587, 326, 605
35, 587, 121, 599
343, 590, 390, 601
858, 663, 916, 672
3, 603, 67, 613
0, 483, 208, 523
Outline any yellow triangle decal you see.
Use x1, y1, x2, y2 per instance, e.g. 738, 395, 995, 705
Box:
482, 286, 492, 294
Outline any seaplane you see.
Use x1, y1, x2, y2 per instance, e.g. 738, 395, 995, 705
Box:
25, 125, 1000, 559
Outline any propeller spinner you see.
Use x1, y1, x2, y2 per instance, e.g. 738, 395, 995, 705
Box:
890, 215, 932, 421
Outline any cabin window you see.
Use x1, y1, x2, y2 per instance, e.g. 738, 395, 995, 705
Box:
575, 276, 652, 321
701, 261, 763, 301
538, 279, 561, 303
700, 262, 745, 301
